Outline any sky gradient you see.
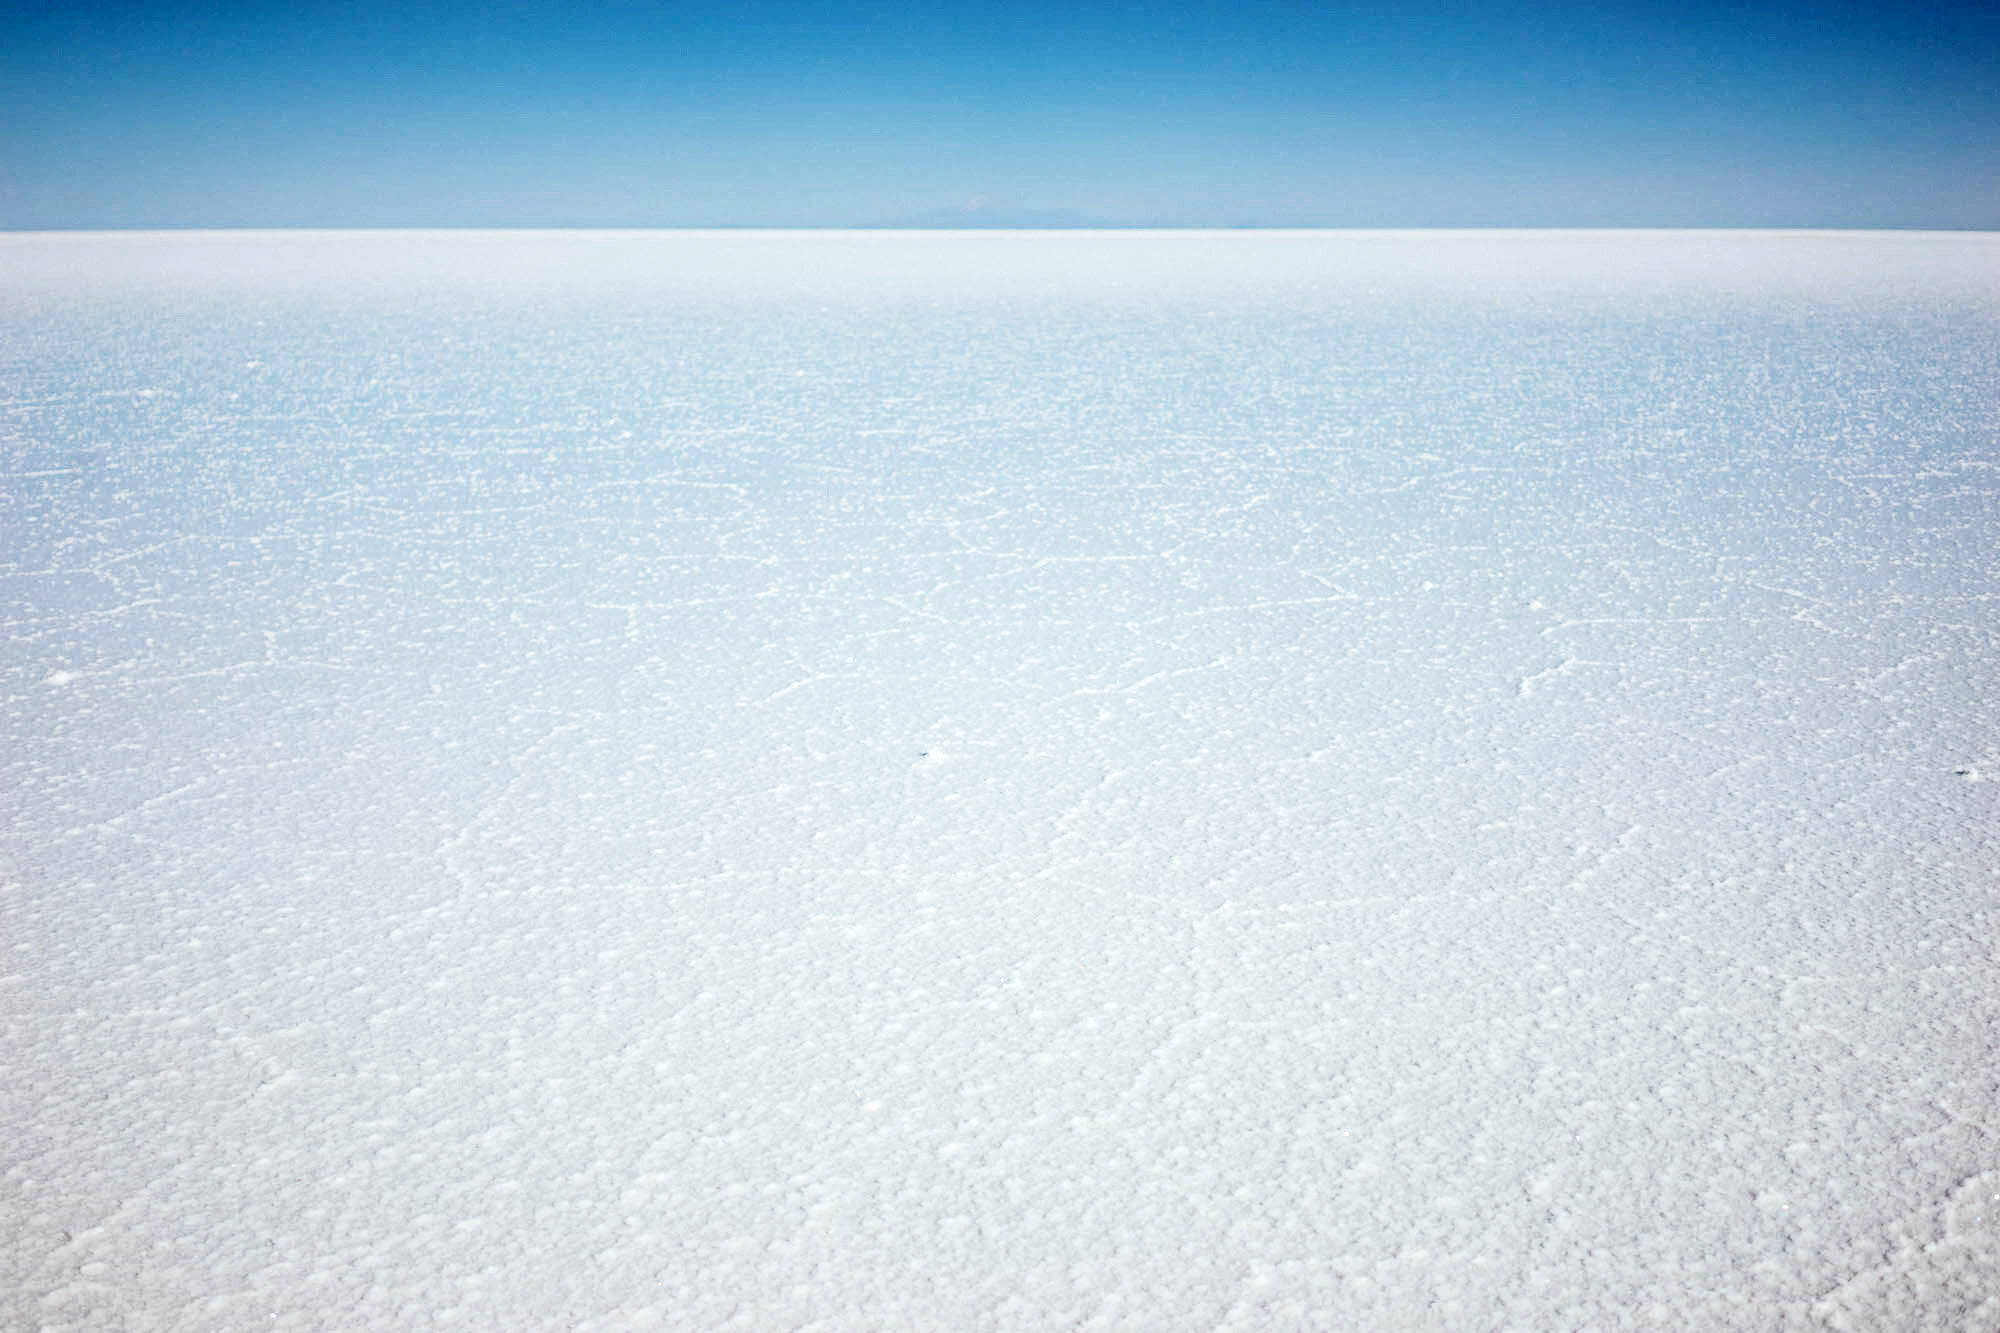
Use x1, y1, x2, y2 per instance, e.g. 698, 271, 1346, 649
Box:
3, 0, 1997, 229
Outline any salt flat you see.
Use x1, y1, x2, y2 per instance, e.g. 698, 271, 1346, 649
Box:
4, 229, 1997, 1329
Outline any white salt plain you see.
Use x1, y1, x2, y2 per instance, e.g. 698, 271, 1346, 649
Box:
3, 229, 1998, 1329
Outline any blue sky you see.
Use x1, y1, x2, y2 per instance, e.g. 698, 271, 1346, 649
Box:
3, 0, 1995, 227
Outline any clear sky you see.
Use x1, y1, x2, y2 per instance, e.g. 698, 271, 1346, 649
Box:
3, 0, 1996, 228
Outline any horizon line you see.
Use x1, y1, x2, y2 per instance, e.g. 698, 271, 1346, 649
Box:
5, 223, 1997, 236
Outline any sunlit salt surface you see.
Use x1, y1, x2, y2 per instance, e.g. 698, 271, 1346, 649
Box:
5, 230, 1998, 1329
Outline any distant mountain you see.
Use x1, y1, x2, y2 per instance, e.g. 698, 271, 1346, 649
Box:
855, 202, 1126, 229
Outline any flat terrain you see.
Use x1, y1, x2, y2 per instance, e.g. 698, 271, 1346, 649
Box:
5, 230, 1998, 1328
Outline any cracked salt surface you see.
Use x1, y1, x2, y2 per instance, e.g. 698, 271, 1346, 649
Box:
4, 229, 1999, 1329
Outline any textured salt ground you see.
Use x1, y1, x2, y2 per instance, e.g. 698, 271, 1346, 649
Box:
4, 230, 1999, 1329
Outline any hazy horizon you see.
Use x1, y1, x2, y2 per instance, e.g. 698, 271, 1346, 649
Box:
7, 222, 1998, 235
